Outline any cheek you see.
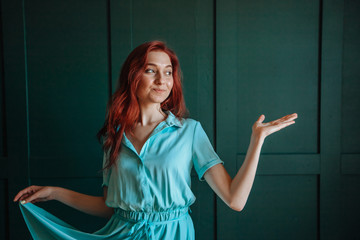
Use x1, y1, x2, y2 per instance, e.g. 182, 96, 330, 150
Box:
136, 81, 148, 99
138, 77, 151, 91
168, 79, 174, 89
136, 83, 144, 97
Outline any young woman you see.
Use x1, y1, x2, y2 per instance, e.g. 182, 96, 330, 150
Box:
14, 41, 298, 239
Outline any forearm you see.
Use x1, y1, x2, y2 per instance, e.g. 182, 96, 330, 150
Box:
205, 113, 297, 211
229, 134, 264, 210
52, 187, 114, 219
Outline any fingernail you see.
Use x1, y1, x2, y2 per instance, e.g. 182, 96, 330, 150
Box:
20, 200, 26, 204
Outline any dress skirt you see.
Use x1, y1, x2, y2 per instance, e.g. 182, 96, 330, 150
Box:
19, 203, 195, 240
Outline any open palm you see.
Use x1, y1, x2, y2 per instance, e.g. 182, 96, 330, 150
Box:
252, 113, 298, 139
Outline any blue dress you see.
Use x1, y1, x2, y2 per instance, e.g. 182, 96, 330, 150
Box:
19, 111, 223, 239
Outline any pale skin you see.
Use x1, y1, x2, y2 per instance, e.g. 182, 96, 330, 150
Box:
13, 51, 298, 218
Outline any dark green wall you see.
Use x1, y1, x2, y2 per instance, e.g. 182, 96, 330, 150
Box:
0, 0, 359, 239
340, 0, 360, 237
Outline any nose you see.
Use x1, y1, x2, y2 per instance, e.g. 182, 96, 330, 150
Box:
155, 72, 166, 84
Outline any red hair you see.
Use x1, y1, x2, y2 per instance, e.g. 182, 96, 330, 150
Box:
97, 41, 188, 169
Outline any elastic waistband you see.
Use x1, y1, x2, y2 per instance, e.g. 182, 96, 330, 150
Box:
114, 207, 189, 223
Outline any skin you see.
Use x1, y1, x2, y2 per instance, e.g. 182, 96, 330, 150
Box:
125, 51, 174, 154
13, 50, 298, 217
204, 113, 297, 211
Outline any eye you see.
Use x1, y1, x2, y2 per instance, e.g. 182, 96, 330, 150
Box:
165, 71, 172, 76
145, 68, 155, 73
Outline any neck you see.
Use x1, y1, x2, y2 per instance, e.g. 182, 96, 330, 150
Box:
138, 103, 166, 126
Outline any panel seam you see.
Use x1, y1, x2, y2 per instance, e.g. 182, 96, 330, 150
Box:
22, 0, 31, 185
213, 0, 217, 239
107, 0, 112, 97
0, 0, 8, 158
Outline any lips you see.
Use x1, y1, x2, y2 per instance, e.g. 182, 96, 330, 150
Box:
153, 88, 166, 92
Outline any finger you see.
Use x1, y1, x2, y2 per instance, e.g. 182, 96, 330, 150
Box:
284, 113, 298, 121
281, 117, 297, 124
271, 120, 296, 133
273, 113, 298, 124
282, 120, 296, 127
14, 186, 41, 202
21, 192, 40, 204
14, 187, 34, 202
31, 198, 47, 204
23, 189, 43, 204
19, 193, 31, 201
257, 114, 265, 123
264, 120, 295, 135
14, 190, 27, 201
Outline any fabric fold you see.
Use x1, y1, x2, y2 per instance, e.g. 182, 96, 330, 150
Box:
19, 203, 194, 240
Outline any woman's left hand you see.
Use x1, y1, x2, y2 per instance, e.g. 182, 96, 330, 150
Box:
252, 113, 298, 140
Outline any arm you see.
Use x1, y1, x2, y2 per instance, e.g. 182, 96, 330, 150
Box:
204, 113, 298, 211
13, 185, 114, 219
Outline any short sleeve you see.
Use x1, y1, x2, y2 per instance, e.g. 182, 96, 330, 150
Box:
102, 151, 111, 187
192, 121, 223, 181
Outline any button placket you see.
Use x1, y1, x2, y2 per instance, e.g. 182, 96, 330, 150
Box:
140, 164, 152, 208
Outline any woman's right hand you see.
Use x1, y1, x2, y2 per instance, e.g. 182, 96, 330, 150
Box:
13, 185, 56, 204
14, 186, 114, 218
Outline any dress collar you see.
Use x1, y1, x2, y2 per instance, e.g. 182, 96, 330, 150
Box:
164, 110, 183, 128
116, 110, 183, 133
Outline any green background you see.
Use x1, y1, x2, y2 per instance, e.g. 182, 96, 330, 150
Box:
0, 0, 359, 239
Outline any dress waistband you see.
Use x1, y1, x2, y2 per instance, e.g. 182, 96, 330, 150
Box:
114, 207, 189, 223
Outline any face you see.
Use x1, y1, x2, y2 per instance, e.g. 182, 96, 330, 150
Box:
136, 51, 174, 106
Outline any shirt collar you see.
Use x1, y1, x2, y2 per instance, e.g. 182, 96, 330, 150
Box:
117, 110, 183, 133
164, 110, 183, 128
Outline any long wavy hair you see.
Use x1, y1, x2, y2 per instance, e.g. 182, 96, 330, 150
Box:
97, 41, 188, 169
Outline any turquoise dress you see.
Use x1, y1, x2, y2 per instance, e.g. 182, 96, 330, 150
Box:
19, 111, 223, 239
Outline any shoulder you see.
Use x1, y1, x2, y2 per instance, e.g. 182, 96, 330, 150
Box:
165, 111, 199, 130
180, 117, 198, 125
179, 117, 199, 130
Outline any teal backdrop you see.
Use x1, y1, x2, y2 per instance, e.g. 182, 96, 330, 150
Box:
0, 0, 359, 239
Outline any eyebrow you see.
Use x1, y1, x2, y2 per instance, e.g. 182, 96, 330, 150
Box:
146, 63, 172, 68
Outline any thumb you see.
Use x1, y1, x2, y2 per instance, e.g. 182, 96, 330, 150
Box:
257, 114, 265, 123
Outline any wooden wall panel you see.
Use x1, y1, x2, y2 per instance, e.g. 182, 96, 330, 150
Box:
109, 0, 132, 93
341, 0, 360, 154
233, 175, 318, 240
319, 0, 343, 238
0, 179, 7, 240
25, 0, 108, 174
2, 0, 31, 238
190, 174, 216, 239
0, 0, 4, 158
0, 5, 8, 239
341, 176, 360, 239
340, 1, 360, 239
217, 0, 321, 239
235, 0, 319, 154
1, 0, 359, 239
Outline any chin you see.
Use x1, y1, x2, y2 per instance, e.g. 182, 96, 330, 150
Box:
153, 97, 168, 104
151, 93, 170, 103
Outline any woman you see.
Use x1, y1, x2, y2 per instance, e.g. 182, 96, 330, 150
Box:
14, 41, 298, 239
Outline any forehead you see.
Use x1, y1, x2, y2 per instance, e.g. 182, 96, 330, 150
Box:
146, 51, 172, 66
